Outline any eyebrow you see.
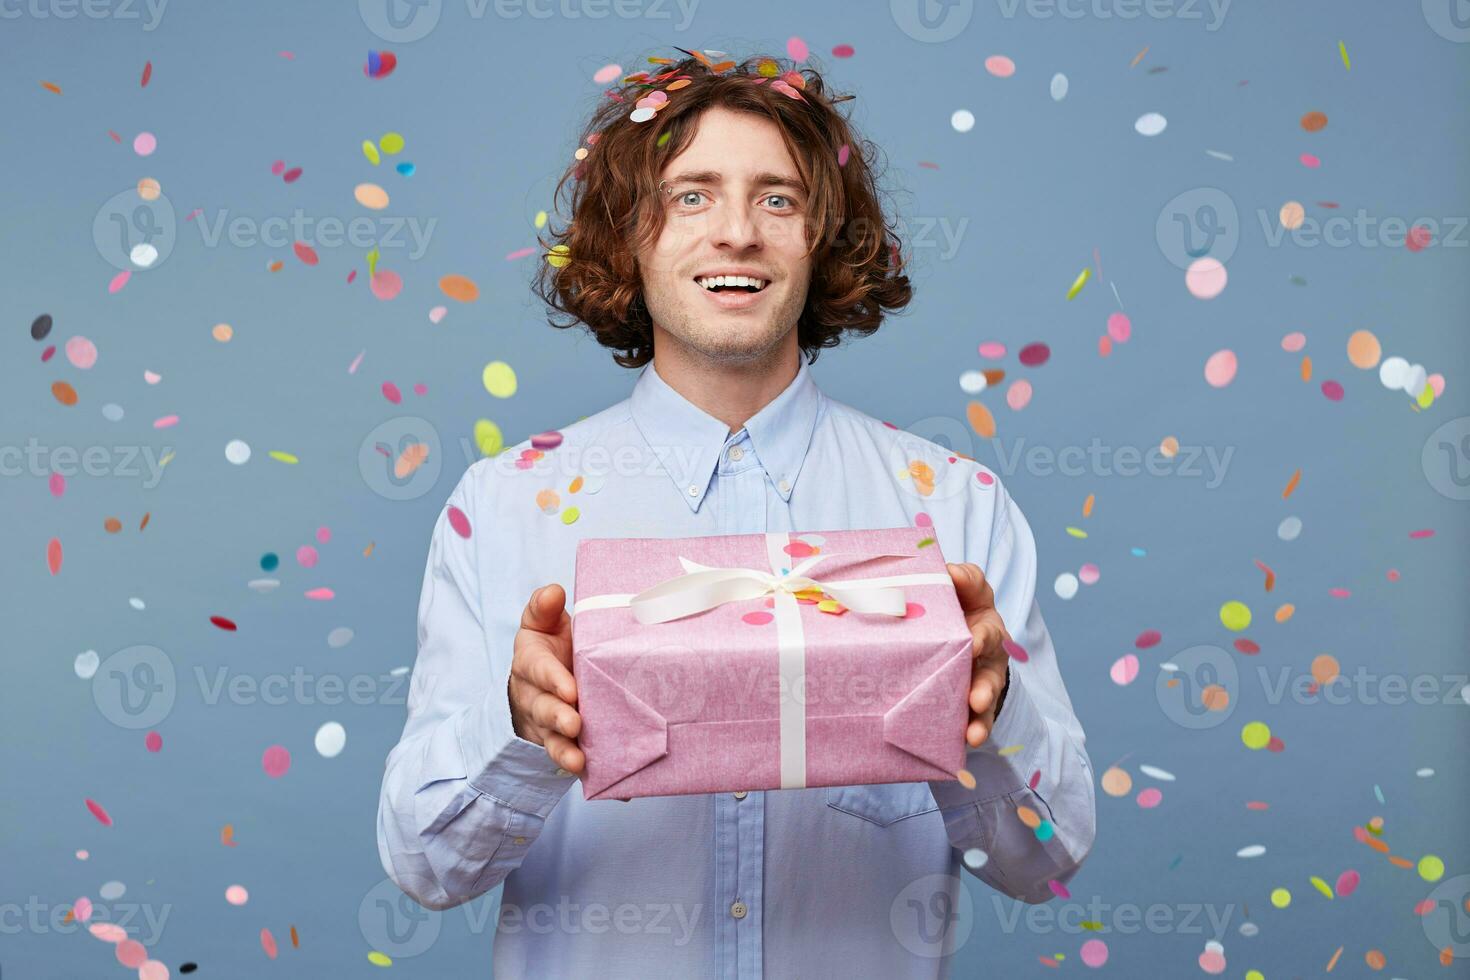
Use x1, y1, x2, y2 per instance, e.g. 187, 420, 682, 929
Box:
664, 170, 808, 195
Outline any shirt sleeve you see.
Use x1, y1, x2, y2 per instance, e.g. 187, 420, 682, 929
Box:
927, 469, 1098, 904
377, 460, 578, 911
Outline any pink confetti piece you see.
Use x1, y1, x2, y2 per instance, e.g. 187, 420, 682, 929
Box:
108, 270, 131, 293
447, 505, 472, 538
145, 731, 162, 752
73, 897, 93, 922
116, 939, 147, 968
786, 36, 808, 61
316, 525, 331, 543
348, 349, 365, 374
1136, 787, 1162, 808
90, 922, 127, 942
153, 415, 179, 429
837, 144, 850, 166
304, 587, 335, 600
293, 241, 319, 265
1047, 879, 1070, 898
296, 545, 318, 568
85, 797, 113, 826
1408, 528, 1435, 539
1135, 629, 1161, 648
261, 745, 291, 778
282, 166, 303, 183
370, 269, 403, 300
1003, 638, 1029, 662
381, 381, 402, 404
832, 44, 855, 58
505, 246, 535, 261
742, 611, 774, 626
261, 927, 279, 959
49, 472, 66, 497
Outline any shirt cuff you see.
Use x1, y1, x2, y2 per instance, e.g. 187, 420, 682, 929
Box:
457, 684, 578, 819
930, 664, 1046, 809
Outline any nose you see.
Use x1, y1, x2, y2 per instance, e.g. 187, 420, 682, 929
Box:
708, 199, 762, 253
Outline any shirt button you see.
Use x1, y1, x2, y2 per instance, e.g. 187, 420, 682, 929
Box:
730, 901, 747, 919
687, 484, 699, 496
554, 767, 572, 777
733, 791, 747, 800
728, 446, 744, 461
513, 836, 527, 846
778, 479, 790, 493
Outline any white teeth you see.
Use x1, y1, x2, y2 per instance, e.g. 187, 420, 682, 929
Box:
697, 275, 767, 290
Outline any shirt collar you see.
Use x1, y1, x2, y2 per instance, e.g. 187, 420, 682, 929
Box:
629, 353, 824, 512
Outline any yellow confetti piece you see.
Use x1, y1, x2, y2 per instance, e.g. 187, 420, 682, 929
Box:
561, 506, 580, 525
1066, 267, 1091, 300
380, 132, 405, 155
1417, 383, 1435, 409
474, 419, 504, 456
1241, 721, 1271, 750
1309, 875, 1334, 899
367, 950, 393, 966
268, 451, 299, 464
1065, 527, 1087, 539
534, 210, 548, 229
916, 536, 935, 549
998, 743, 1024, 756
817, 599, 847, 615
1339, 40, 1350, 70
159, 451, 175, 468
1269, 887, 1291, 908
1220, 600, 1252, 631
482, 361, 518, 398
1419, 854, 1445, 881
547, 244, 571, 268
362, 140, 381, 166
367, 246, 380, 278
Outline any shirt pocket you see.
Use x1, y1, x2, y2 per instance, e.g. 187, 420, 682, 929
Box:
826, 782, 940, 828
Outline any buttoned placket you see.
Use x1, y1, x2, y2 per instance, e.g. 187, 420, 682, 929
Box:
710, 427, 768, 980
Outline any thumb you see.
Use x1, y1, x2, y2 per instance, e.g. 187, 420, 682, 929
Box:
947, 562, 984, 611
524, 583, 566, 630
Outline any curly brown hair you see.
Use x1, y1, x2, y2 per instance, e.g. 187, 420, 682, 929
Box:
532, 51, 914, 369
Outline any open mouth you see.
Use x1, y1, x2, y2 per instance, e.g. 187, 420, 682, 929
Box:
694, 275, 769, 294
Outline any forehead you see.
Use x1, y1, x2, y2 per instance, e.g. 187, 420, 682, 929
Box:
659, 106, 798, 177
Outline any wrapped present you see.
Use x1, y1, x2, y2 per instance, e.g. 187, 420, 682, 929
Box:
569, 527, 972, 801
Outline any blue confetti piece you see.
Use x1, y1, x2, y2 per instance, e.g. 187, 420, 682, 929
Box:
395, 161, 415, 177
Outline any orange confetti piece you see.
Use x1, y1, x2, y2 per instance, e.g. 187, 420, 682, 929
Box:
221, 824, 236, 847
1301, 355, 1312, 381
104, 517, 122, 533
141, 61, 152, 87
1275, 603, 1295, 622
139, 512, 150, 531
1083, 494, 1095, 518
955, 768, 976, 789
1130, 46, 1149, 68
394, 443, 430, 479
1254, 559, 1275, 591
438, 274, 480, 303
1360, 834, 1389, 854
363, 541, 375, 557
1325, 945, 1342, 970
1387, 855, 1414, 869
52, 380, 79, 406
966, 401, 996, 439
47, 538, 63, 575
290, 925, 300, 948
41, 81, 62, 94
1282, 468, 1301, 499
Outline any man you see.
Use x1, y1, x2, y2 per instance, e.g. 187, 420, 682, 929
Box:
378, 53, 1095, 978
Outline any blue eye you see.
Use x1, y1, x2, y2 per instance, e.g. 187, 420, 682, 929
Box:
677, 191, 706, 207
764, 195, 793, 209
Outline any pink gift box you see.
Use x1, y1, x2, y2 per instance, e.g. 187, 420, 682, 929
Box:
569, 526, 973, 801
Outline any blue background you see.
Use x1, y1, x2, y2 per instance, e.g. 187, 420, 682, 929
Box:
3, 0, 1468, 976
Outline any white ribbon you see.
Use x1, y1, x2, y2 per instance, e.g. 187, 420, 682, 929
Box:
570, 533, 954, 789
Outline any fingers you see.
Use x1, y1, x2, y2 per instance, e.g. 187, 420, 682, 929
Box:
544, 731, 585, 774
947, 562, 994, 614
969, 658, 1008, 715
529, 690, 582, 740
966, 717, 989, 748
512, 638, 577, 704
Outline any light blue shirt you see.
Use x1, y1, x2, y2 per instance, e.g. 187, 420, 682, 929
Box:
378, 353, 1096, 978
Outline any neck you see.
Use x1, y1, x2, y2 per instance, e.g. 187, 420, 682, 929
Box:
649, 327, 801, 435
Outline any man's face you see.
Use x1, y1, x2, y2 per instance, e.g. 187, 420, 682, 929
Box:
637, 107, 813, 365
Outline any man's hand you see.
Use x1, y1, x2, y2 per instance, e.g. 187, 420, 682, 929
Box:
947, 562, 1012, 749
509, 583, 585, 775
